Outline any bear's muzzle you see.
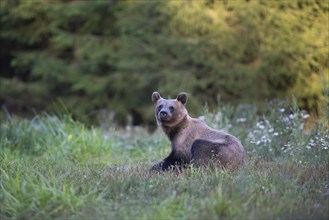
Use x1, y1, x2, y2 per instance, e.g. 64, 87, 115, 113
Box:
158, 110, 171, 121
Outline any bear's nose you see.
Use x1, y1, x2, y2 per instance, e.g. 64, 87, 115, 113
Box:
160, 111, 168, 118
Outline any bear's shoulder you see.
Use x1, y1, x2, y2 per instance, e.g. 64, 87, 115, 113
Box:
190, 117, 208, 127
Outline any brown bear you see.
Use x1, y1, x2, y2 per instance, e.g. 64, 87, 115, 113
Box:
151, 91, 244, 171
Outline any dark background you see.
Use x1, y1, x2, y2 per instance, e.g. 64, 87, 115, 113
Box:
1, 0, 328, 126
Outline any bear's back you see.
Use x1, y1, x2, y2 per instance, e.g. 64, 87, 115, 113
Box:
188, 118, 230, 142
172, 117, 230, 149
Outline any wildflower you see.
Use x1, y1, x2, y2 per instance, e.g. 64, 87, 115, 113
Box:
237, 118, 247, 123
258, 124, 265, 129
273, 132, 279, 136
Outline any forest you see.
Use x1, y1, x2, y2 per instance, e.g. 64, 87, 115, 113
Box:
1, 0, 328, 125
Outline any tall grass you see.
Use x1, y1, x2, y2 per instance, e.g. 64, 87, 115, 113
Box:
0, 102, 328, 219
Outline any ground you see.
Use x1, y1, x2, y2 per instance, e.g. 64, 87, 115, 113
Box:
0, 102, 328, 219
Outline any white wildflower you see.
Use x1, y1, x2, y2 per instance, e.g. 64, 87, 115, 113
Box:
237, 118, 247, 123
289, 114, 295, 119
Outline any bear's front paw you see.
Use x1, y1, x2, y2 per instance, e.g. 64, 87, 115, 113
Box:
150, 162, 163, 172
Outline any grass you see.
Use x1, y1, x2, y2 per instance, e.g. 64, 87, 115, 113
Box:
0, 101, 328, 220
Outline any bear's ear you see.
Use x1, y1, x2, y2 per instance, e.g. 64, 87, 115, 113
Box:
177, 92, 188, 105
152, 91, 161, 104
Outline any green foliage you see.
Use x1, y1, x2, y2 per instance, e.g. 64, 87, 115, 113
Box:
0, 0, 328, 124
1, 102, 328, 219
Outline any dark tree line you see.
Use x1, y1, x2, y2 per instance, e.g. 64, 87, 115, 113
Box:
1, 0, 328, 125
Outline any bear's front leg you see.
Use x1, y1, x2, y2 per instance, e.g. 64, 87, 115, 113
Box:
150, 156, 177, 171
150, 151, 191, 171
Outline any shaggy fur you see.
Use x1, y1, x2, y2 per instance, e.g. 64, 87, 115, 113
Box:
151, 91, 244, 171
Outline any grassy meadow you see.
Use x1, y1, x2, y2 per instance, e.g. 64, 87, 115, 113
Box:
1, 101, 328, 219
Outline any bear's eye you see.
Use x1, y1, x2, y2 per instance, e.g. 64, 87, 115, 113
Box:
169, 106, 175, 113
157, 105, 163, 112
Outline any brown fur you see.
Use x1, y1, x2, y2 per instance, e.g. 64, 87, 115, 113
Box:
151, 91, 244, 171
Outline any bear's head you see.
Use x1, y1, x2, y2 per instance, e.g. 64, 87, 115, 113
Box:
152, 91, 188, 127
